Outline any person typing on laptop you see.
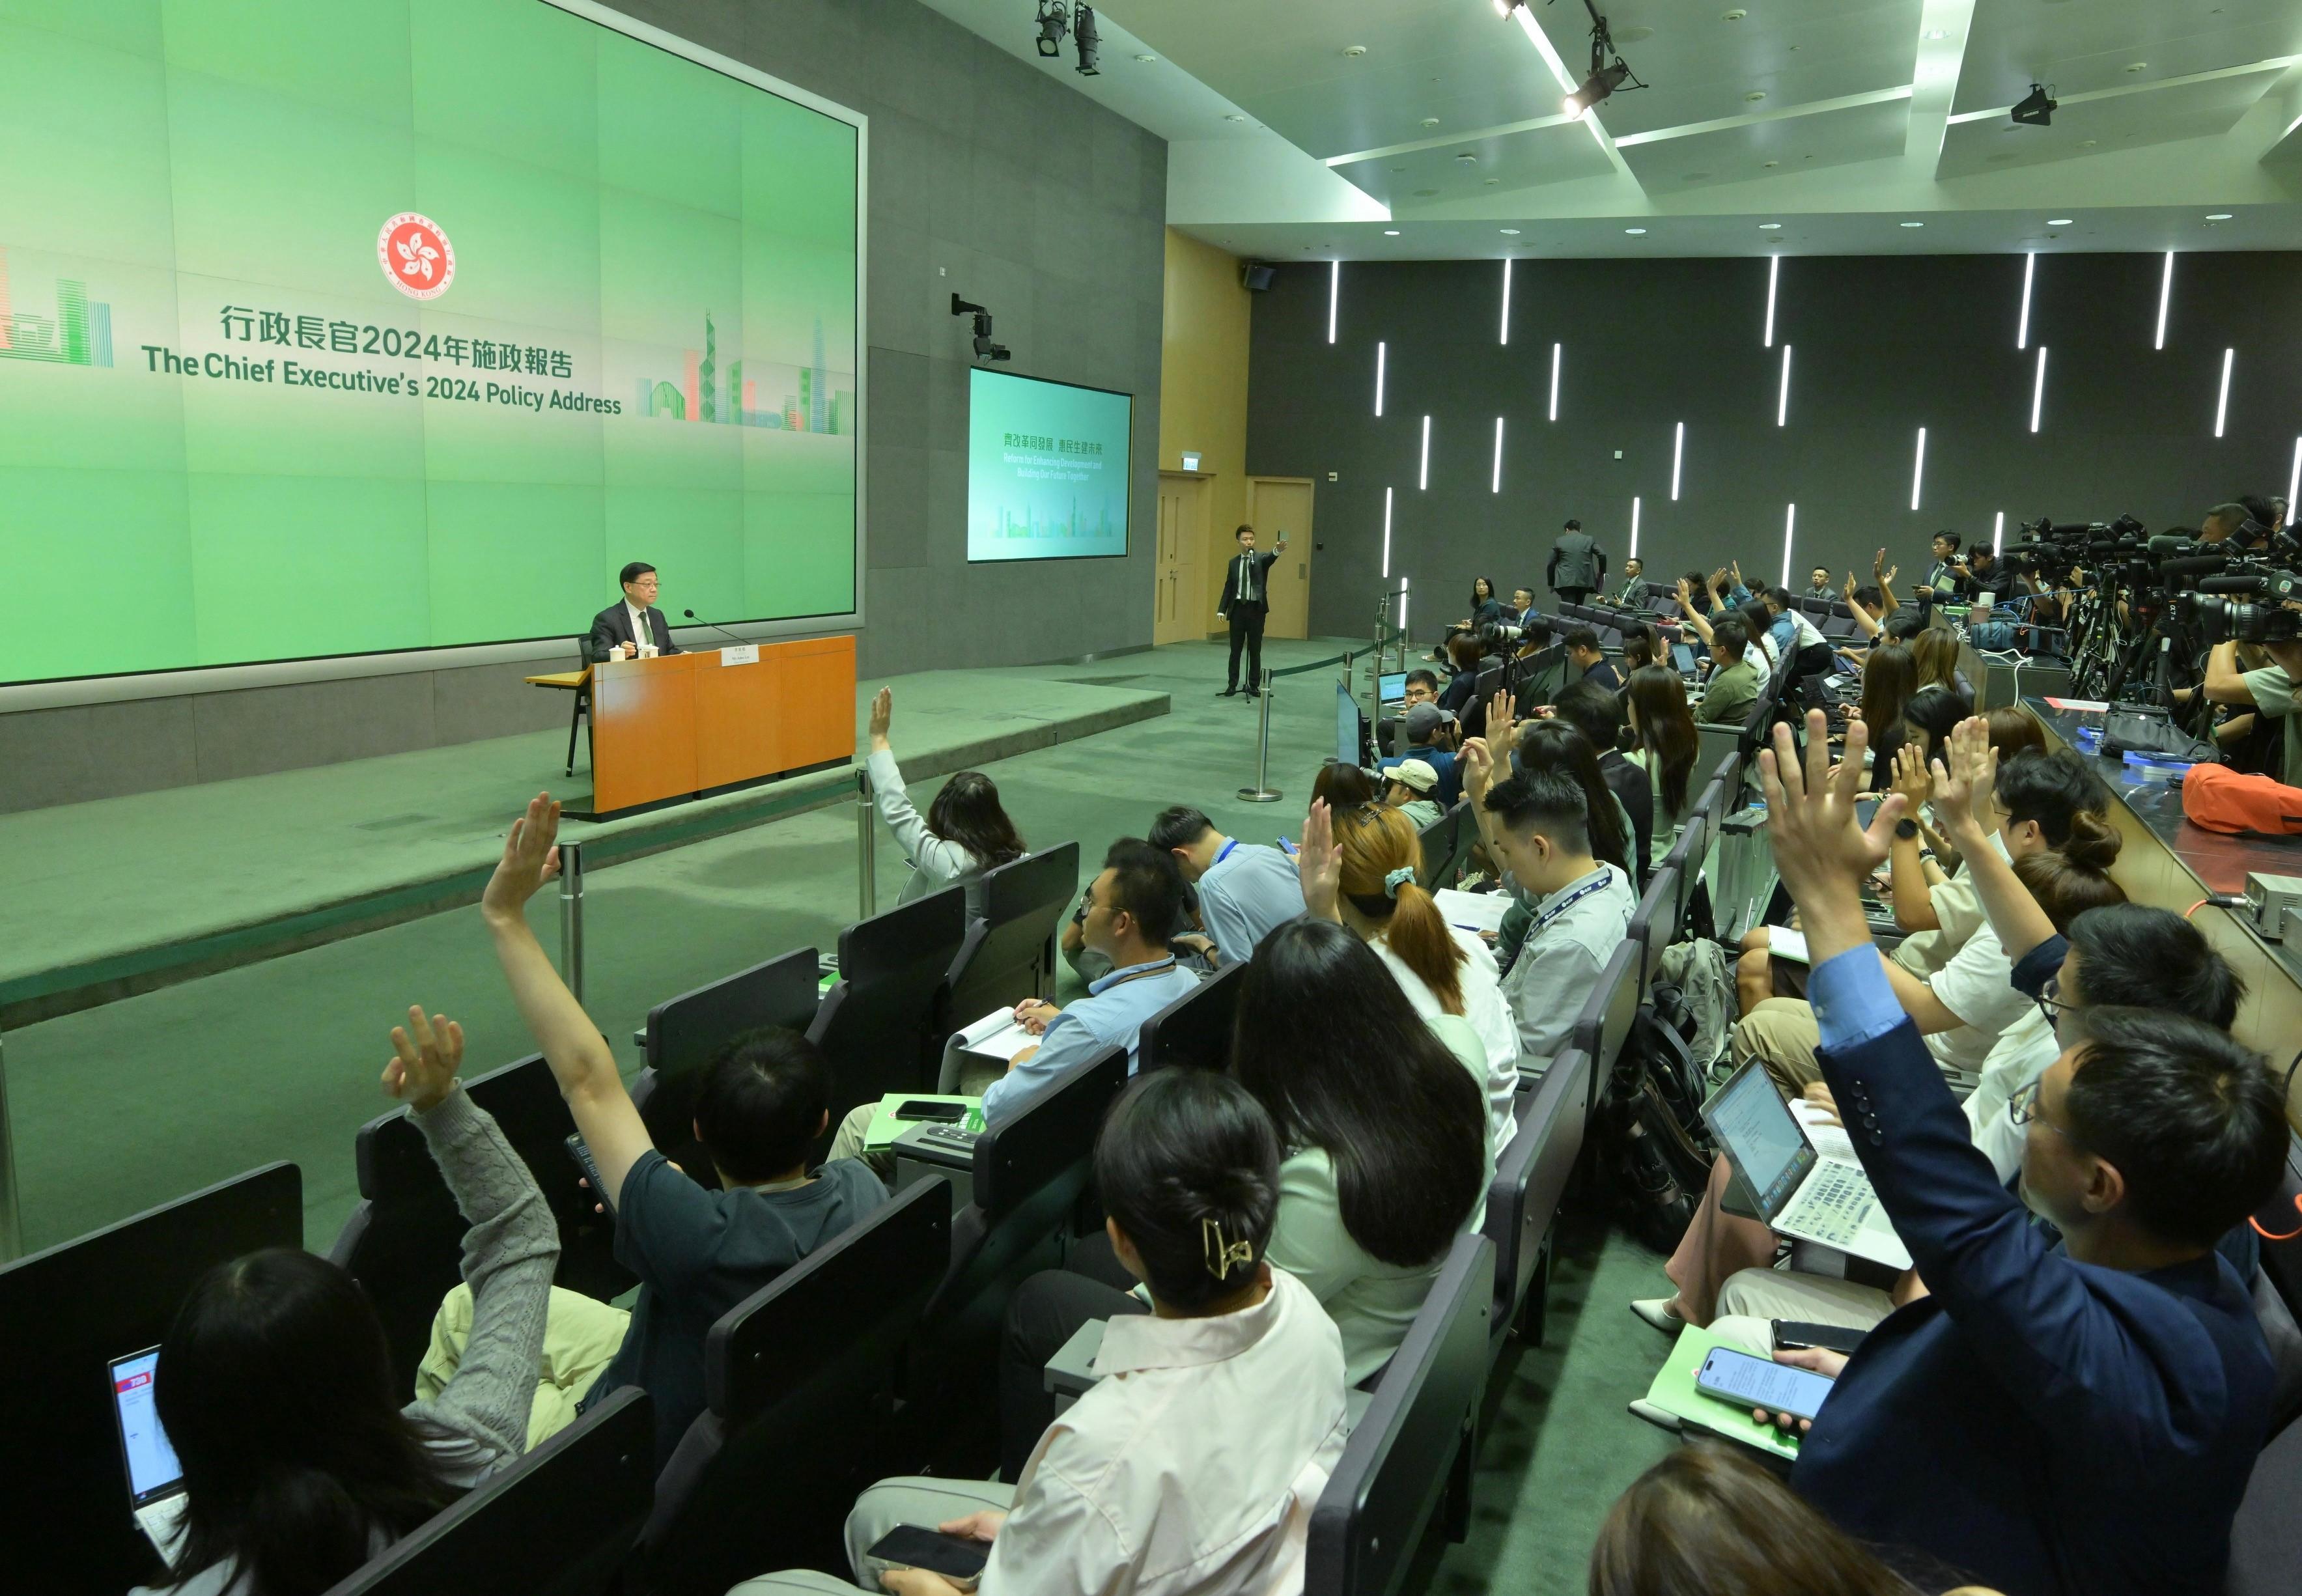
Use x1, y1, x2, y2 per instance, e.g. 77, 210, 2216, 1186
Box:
1731, 711, 2287, 1596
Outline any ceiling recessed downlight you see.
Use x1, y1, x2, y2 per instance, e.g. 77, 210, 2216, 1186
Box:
1744, 90, 1767, 102
1383, 229, 1401, 236
1224, 113, 1246, 122
1134, 52, 1155, 63
1343, 44, 1368, 57
1900, 221, 1925, 228
1758, 221, 1782, 230
1500, 227, 1521, 235
2207, 212, 2234, 221
1624, 227, 1648, 235
2047, 218, 2073, 226
1924, 28, 1946, 38
1420, 117, 1441, 127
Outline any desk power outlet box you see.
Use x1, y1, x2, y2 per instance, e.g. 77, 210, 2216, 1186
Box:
2243, 873, 2302, 940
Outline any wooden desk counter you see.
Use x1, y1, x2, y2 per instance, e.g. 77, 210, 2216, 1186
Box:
585, 637, 855, 817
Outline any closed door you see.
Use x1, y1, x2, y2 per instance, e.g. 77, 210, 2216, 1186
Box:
1155, 473, 1209, 644
1247, 477, 1314, 639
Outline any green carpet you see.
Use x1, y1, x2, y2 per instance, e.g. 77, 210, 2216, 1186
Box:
5, 632, 1681, 1590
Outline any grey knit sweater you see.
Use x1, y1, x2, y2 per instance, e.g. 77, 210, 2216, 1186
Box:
133, 1084, 559, 1596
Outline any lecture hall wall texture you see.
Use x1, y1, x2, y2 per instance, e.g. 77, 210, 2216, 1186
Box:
1242, 251, 2302, 637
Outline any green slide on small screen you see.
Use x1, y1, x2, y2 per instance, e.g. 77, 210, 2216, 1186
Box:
966, 368, 1131, 563
0, 0, 859, 686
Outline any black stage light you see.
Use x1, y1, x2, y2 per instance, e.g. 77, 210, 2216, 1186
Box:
1033, 0, 1067, 58
1565, 59, 1631, 119
2012, 82, 2056, 126
1073, 5, 1101, 75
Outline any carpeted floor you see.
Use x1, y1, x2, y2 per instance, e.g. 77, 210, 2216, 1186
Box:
6, 632, 1679, 1593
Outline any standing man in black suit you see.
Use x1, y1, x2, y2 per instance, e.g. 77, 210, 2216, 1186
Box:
589, 561, 682, 662
1216, 523, 1288, 698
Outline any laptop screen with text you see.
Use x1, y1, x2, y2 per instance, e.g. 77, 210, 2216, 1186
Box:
110, 1349, 183, 1507
1707, 1065, 1812, 1219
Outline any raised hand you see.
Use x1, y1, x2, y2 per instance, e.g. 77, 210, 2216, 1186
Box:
1873, 547, 1888, 579
482, 793, 563, 922
1709, 567, 1729, 593
1842, 571, 1858, 604
1881, 563, 1900, 587
384, 1004, 463, 1113
1459, 736, 1496, 800
1890, 740, 1933, 809
1485, 687, 1519, 761
1930, 714, 1999, 841
868, 686, 893, 746
1675, 576, 1694, 604
1298, 798, 1343, 923
1758, 712, 1907, 960
1730, 559, 1745, 589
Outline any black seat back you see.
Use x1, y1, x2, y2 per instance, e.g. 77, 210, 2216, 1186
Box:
1138, 962, 1244, 1073
1570, 941, 1644, 1112
1487, 1050, 1589, 1346
944, 842, 1083, 1020
1, 1164, 301, 1596
318, 1388, 653, 1596
1627, 863, 1680, 987
915, 1044, 1129, 1473
638, 947, 822, 1186
1306, 1234, 1495, 1596
333, 1053, 626, 1392
1416, 805, 1457, 889
808, 885, 970, 1141
2228, 1401, 2302, 1595
637, 1178, 953, 1596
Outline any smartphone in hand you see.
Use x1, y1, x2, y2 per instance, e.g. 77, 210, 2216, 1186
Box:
564, 1133, 614, 1219
867, 1526, 990, 1584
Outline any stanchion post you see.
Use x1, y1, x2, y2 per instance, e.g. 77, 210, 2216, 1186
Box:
856, 767, 878, 919
557, 839, 586, 1007
0, 1034, 20, 1262
1237, 666, 1283, 803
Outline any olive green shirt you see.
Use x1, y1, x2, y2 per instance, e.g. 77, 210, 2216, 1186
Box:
1697, 658, 1764, 727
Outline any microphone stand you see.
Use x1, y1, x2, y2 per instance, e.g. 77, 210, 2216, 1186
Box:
681, 608, 755, 650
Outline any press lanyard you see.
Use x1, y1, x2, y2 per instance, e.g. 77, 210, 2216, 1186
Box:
1530, 869, 1612, 933
1213, 839, 1239, 868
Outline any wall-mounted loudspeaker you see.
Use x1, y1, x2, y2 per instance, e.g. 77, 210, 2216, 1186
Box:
1241, 262, 1276, 292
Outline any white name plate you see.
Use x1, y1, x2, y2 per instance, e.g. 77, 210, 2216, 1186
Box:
719, 643, 759, 666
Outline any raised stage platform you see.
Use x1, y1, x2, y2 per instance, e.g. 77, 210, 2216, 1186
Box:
1, 665, 1168, 1028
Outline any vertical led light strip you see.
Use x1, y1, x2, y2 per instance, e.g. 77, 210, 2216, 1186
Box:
1547, 343, 1562, 421
2288, 437, 2301, 516
1780, 503, 1797, 588
1399, 575, 1409, 637
1418, 415, 1431, 490
1373, 341, 1386, 417
1763, 254, 1779, 348
1909, 427, 1927, 511
1776, 345, 1793, 427
2016, 253, 2034, 350
1629, 495, 1642, 557
2154, 252, 2172, 350
2030, 346, 2048, 433
1500, 258, 1513, 346
1993, 511, 2005, 556
1327, 260, 1340, 344
1670, 421, 1684, 499
1491, 417, 1506, 492
2213, 347, 2234, 438
1381, 486, 1394, 577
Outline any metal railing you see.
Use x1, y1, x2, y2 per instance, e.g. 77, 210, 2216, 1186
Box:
557, 839, 587, 1005
855, 767, 878, 919
1237, 626, 1405, 804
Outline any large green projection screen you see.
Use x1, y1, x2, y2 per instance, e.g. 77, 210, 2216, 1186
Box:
0, 0, 859, 686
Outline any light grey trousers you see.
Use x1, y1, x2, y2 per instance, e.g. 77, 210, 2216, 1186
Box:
725, 1476, 1018, 1595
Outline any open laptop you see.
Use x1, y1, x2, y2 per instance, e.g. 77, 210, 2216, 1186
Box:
109, 1347, 190, 1558
1670, 640, 1699, 677
1377, 670, 1407, 709
1698, 1059, 1911, 1270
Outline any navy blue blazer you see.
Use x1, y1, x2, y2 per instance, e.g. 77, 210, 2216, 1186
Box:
1795, 972, 2273, 1596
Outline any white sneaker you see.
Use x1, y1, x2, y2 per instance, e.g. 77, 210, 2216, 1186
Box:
1630, 1297, 1685, 1334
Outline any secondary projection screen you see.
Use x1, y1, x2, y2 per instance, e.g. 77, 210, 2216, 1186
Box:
966, 368, 1132, 563
0, 0, 860, 688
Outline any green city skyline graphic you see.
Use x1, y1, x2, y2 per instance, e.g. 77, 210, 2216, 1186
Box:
0, 247, 115, 367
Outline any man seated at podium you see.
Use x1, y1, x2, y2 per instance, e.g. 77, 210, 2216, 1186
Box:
589, 562, 682, 661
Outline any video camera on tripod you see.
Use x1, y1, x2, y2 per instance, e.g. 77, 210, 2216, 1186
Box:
2178, 559, 2302, 645
1999, 514, 2149, 584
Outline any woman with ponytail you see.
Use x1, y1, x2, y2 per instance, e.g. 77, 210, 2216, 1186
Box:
142, 1008, 555, 1596
828, 1070, 1347, 1596
1319, 802, 1521, 1149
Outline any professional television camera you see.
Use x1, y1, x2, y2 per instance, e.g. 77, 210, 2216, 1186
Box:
2178, 559, 2302, 645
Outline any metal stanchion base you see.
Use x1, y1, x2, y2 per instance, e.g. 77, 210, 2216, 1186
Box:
1237, 785, 1284, 803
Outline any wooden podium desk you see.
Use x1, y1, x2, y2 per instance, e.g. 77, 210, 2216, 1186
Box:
576, 636, 855, 819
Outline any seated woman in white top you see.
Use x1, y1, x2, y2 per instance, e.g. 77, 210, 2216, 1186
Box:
1623, 665, 1699, 855
1302, 800, 1519, 1150
865, 688, 1025, 916
739, 1069, 1348, 1596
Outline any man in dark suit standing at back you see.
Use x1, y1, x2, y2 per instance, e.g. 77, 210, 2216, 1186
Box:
589, 561, 682, 662
1216, 523, 1287, 698
1547, 518, 1605, 606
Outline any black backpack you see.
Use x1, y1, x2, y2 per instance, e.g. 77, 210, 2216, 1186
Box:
1594, 981, 1719, 1253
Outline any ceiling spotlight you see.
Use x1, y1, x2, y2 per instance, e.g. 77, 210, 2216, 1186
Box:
1500, 227, 1521, 234
2206, 212, 2234, 221
1900, 221, 1925, 227
1495, 0, 1528, 15
1758, 221, 1782, 230
1133, 52, 1156, 63
1033, 0, 1067, 57
2011, 81, 2056, 126
2047, 217, 2073, 226
1072, 5, 1101, 74
1624, 227, 1648, 235
1383, 229, 1401, 236
1561, 1, 1646, 119
1225, 113, 1248, 123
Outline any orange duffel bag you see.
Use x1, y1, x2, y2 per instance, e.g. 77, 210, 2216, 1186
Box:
2181, 761, 2302, 835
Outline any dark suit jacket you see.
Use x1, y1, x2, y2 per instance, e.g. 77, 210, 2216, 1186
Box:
1216, 550, 1280, 615
1596, 749, 1651, 884
1793, 999, 2273, 1596
588, 603, 681, 660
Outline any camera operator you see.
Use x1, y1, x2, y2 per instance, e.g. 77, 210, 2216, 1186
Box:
2200, 617, 2302, 789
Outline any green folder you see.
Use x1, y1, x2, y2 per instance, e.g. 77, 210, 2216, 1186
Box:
860, 1093, 985, 1151
1641, 1324, 1806, 1463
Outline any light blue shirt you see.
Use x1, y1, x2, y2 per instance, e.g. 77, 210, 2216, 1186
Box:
1810, 944, 1907, 1052
1196, 839, 1307, 964
981, 957, 1203, 1125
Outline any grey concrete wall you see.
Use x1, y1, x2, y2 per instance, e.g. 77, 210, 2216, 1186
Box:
1244, 252, 2302, 639
2, 0, 1165, 813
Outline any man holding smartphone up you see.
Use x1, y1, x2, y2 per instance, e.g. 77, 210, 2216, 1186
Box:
1740, 713, 2286, 1596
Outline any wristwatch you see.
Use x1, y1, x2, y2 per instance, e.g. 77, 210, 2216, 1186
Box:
1894, 817, 1920, 840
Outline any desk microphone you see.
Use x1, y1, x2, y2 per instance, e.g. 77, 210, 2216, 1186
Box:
682, 608, 754, 649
